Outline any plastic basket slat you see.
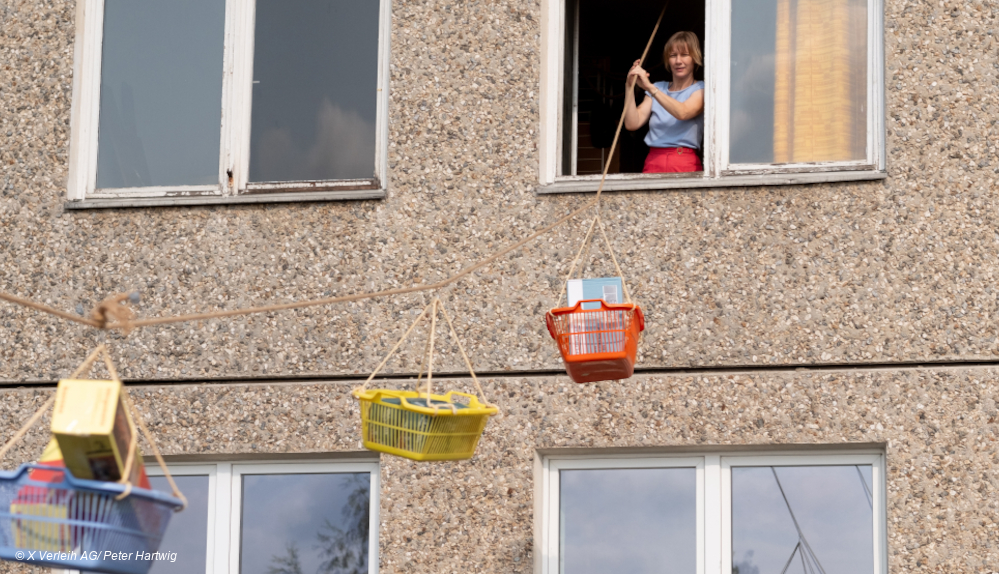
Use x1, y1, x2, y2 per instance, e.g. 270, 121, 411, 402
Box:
0, 463, 183, 574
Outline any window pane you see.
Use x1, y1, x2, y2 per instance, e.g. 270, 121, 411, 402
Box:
148, 475, 210, 574
730, 0, 867, 164
560, 468, 696, 574
731, 466, 874, 574
239, 473, 370, 574
249, 0, 379, 182
96, 0, 224, 188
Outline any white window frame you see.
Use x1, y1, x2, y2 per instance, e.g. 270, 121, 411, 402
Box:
66, 0, 392, 208
538, 0, 886, 194
538, 450, 887, 574
140, 459, 378, 574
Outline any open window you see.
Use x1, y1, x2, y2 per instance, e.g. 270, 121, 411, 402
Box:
539, 0, 885, 193
560, 0, 705, 178
67, 0, 391, 208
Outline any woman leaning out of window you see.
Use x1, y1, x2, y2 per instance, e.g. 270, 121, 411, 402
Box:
624, 31, 704, 173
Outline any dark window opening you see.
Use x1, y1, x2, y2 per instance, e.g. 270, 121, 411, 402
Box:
562, 0, 705, 176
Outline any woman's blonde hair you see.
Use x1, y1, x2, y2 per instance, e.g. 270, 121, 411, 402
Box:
663, 31, 703, 73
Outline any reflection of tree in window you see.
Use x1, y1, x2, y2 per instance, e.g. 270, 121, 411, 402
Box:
266, 474, 369, 574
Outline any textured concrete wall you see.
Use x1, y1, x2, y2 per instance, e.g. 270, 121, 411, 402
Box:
0, 368, 998, 572
0, 0, 998, 381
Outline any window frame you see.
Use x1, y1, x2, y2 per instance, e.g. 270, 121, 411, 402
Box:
537, 0, 886, 194
538, 449, 887, 574
66, 0, 392, 208
141, 459, 381, 574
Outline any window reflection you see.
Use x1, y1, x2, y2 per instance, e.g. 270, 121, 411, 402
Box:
560, 467, 696, 574
731, 466, 874, 574
96, 0, 225, 188
239, 473, 370, 574
249, 0, 379, 182
148, 475, 210, 574
730, 0, 867, 164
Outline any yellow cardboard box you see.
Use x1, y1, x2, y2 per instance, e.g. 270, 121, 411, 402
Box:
51, 379, 146, 484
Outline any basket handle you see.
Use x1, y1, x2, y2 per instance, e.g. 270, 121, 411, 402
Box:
551, 299, 635, 314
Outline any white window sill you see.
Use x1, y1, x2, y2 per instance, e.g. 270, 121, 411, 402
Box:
537, 169, 887, 195
64, 189, 386, 209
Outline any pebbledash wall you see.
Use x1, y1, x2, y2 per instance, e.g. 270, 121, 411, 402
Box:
0, 0, 998, 571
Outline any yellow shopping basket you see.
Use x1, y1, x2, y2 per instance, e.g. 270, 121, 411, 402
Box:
353, 389, 497, 461
352, 299, 499, 462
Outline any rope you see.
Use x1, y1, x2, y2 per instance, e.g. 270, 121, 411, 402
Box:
70, 345, 109, 379
123, 393, 187, 510
0, 291, 101, 328
596, 216, 633, 303
91, 293, 137, 332
437, 303, 495, 410
357, 302, 434, 393
0, 395, 55, 462
425, 299, 438, 406
554, 216, 600, 308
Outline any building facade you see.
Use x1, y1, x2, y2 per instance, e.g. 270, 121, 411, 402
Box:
0, 0, 997, 571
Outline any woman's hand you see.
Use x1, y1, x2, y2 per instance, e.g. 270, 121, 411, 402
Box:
624, 60, 654, 131
627, 59, 653, 91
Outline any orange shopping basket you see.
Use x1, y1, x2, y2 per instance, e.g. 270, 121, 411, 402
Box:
546, 299, 645, 383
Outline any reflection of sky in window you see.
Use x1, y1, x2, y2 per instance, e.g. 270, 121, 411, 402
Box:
148, 475, 210, 574
240, 473, 370, 574
729, 0, 778, 164
97, 0, 224, 188
249, 0, 379, 182
560, 467, 696, 574
732, 466, 874, 574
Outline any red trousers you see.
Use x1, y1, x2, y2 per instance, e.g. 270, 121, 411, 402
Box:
642, 147, 703, 173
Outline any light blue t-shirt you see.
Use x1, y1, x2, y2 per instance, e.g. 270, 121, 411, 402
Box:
644, 80, 704, 150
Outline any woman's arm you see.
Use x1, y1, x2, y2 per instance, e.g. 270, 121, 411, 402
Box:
624, 60, 654, 131
648, 86, 704, 121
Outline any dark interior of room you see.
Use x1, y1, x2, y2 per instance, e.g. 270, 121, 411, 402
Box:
564, 0, 705, 175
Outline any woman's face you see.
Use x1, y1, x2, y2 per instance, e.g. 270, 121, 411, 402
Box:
668, 45, 695, 81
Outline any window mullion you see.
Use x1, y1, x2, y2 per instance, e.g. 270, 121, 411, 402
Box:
218, 0, 241, 196
374, 0, 392, 187
80, 0, 107, 199
873, 455, 888, 574
705, 455, 723, 574
218, 462, 236, 574
705, 0, 731, 177
229, 0, 257, 194
870, 0, 885, 169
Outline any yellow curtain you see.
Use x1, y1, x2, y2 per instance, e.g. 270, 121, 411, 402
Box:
773, 0, 867, 163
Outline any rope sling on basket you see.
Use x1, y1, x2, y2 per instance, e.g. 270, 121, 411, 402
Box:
546, 215, 645, 383
0, 345, 186, 574
352, 299, 499, 461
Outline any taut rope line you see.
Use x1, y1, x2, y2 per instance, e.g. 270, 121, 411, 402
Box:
0, 3, 668, 335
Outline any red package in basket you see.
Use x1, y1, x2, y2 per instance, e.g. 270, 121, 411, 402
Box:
11, 439, 75, 551
546, 300, 645, 383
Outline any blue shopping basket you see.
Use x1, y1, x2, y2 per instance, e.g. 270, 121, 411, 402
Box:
0, 463, 184, 574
